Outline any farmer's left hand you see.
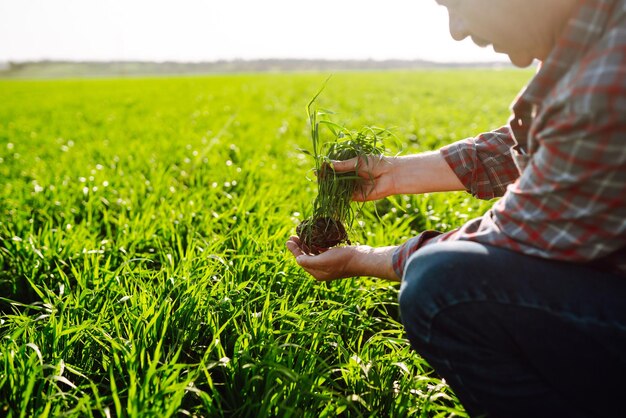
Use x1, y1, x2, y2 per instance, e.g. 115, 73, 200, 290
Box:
286, 236, 399, 282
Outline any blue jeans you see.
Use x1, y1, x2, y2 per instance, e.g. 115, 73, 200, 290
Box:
398, 241, 626, 418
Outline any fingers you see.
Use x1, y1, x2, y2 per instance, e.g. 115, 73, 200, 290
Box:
285, 237, 348, 281
293, 248, 330, 268
292, 249, 336, 281
285, 237, 320, 276
287, 235, 329, 258
352, 183, 374, 202
330, 157, 362, 174
286, 236, 304, 258
332, 155, 387, 178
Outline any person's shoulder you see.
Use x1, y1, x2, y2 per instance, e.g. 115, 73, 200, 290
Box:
561, 7, 626, 114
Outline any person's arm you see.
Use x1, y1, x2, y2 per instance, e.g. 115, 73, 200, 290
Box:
392, 108, 626, 278
331, 151, 465, 201
332, 126, 520, 201
286, 236, 399, 281
288, 127, 523, 281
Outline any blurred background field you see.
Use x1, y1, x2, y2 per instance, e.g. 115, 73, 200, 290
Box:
0, 69, 532, 417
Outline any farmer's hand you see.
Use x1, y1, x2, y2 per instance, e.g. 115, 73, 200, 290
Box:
286, 236, 399, 282
330, 155, 396, 201
331, 151, 465, 201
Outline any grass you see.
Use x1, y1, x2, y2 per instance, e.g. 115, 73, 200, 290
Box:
297, 85, 392, 252
0, 69, 532, 417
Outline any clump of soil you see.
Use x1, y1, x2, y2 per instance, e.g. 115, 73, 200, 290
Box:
296, 216, 349, 255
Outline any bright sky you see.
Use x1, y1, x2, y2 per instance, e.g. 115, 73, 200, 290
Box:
0, 0, 507, 63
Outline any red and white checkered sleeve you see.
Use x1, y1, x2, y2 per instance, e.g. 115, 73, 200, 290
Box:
393, 108, 626, 279
440, 126, 520, 200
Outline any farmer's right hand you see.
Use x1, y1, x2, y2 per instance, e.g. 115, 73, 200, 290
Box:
331, 151, 465, 200
330, 155, 397, 201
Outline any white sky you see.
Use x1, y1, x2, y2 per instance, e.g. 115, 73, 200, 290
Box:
0, 0, 507, 63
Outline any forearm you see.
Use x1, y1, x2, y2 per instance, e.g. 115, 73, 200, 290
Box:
390, 151, 465, 195
347, 245, 400, 282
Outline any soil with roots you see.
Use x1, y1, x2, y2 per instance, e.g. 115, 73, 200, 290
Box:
296, 217, 349, 255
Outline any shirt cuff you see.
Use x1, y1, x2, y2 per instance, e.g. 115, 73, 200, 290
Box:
440, 139, 476, 194
392, 230, 442, 279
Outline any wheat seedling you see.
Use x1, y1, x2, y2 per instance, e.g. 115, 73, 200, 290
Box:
296, 85, 391, 254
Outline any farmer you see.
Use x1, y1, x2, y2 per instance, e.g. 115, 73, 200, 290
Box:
286, 0, 626, 416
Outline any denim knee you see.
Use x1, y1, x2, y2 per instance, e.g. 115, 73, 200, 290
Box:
398, 241, 626, 418
398, 241, 491, 347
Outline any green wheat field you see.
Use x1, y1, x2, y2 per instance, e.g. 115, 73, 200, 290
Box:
0, 70, 532, 417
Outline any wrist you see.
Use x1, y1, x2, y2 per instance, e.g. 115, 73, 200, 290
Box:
348, 245, 399, 282
390, 155, 424, 195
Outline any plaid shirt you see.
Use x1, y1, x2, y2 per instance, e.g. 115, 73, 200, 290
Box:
393, 0, 626, 278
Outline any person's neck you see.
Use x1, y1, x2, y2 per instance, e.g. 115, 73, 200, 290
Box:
538, 0, 581, 61
553, 0, 582, 42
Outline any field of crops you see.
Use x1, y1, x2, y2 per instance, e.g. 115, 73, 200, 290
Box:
0, 69, 532, 417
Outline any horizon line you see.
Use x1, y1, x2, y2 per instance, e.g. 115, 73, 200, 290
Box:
0, 57, 511, 65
